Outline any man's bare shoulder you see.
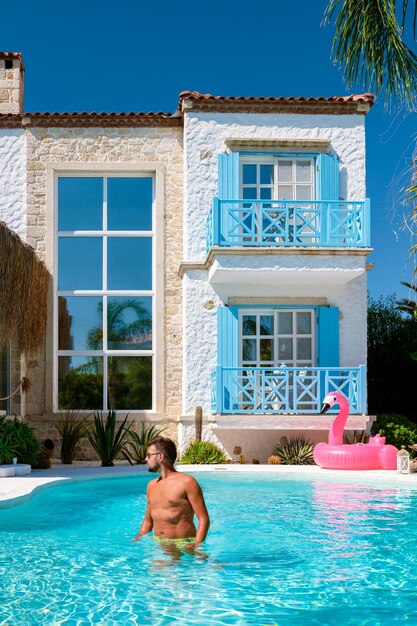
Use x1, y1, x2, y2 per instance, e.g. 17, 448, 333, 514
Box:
146, 478, 160, 491
172, 471, 201, 489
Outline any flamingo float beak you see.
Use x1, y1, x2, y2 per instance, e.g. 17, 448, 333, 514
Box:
320, 402, 331, 414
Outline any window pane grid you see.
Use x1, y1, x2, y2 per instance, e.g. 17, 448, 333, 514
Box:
241, 158, 314, 202
56, 175, 154, 411
240, 309, 315, 367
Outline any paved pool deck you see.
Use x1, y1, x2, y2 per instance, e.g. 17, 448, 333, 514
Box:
1, 463, 417, 508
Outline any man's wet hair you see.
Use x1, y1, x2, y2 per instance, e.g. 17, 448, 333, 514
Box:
148, 436, 177, 464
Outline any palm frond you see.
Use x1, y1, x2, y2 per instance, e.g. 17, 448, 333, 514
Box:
324, 0, 417, 107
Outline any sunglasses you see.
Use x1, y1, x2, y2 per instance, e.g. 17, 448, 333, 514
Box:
145, 452, 161, 458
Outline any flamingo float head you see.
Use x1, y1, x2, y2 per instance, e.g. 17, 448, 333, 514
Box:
320, 392, 347, 415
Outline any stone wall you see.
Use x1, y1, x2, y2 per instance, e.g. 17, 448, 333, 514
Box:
27, 414, 179, 462
22, 126, 183, 436
0, 59, 23, 114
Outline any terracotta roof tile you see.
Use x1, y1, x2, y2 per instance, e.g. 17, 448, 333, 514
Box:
178, 91, 375, 114
0, 111, 181, 128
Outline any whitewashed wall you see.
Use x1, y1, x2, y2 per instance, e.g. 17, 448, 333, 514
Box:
183, 269, 367, 415
0, 130, 26, 237
182, 111, 368, 417
183, 112, 366, 260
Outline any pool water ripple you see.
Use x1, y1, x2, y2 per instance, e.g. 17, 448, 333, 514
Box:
1, 473, 417, 624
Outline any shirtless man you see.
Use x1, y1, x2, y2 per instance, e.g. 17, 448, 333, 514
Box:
132, 436, 210, 549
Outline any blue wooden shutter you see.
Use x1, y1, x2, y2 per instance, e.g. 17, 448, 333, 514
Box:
317, 154, 340, 244
216, 305, 239, 412
217, 305, 239, 367
317, 306, 339, 366
218, 153, 240, 199
218, 153, 240, 245
316, 154, 340, 202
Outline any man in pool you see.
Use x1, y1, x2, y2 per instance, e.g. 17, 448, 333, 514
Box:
132, 436, 210, 549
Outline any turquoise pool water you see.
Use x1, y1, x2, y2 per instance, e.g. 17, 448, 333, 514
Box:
1, 473, 417, 625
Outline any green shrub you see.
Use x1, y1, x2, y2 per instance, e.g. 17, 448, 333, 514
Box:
180, 441, 227, 464
56, 411, 89, 464
86, 410, 132, 467
371, 413, 417, 454
0, 416, 41, 466
272, 435, 315, 465
123, 422, 166, 464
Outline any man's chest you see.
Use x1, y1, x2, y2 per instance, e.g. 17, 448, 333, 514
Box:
149, 482, 187, 509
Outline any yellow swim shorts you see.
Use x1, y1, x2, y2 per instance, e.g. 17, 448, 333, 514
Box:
152, 536, 196, 549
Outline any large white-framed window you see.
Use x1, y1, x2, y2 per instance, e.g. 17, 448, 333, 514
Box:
240, 157, 315, 202
55, 174, 155, 412
239, 309, 316, 368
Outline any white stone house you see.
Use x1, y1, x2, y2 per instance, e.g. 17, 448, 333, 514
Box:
179, 91, 374, 460
0, 53, 374, 462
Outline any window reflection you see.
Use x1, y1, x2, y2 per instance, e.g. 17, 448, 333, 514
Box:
107, 237, 152, 290
57, 176, 155, 411
58, 296, 103, 350
108, 356, 152, 410
58, 238, 102, 290
58, 356, 103, 410
107, 297, 152, 350
108, 178, 152, 231
58, 177, 103, 231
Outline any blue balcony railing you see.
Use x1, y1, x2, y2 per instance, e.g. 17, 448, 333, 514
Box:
211, 365, 367, 414
206, 198, 370, 251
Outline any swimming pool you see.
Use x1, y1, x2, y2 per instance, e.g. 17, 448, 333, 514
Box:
1, 473, 417, 625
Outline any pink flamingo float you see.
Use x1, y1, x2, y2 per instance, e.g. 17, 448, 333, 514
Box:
313, 391, 398, 470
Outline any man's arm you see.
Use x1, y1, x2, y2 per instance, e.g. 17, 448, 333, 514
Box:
185, 477, 210, 545
131, 485, 153, 541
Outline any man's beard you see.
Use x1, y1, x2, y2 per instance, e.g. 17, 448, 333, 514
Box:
148, 465, 159, 473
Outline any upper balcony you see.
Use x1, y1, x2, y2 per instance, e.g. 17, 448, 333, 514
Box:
206, 198, 370, 252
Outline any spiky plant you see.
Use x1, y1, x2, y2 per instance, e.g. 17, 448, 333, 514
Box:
343, 430, 369, 444
272, 435, 315, 465
180, 441, 228, 465
56, 411, 89, 464
86, 410, 132, 467
123, 422, 167, 464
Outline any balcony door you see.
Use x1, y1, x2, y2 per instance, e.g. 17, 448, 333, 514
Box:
240, 158, 315, 244
241, 158, 314, 203
239, 309, 315, 369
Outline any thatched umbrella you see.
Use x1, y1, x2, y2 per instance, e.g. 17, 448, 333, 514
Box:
0, 221, 50, 356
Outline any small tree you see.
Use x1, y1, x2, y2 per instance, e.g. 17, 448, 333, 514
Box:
368, 293, 417, 421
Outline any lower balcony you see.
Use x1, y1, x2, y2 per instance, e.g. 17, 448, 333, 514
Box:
211, 365, 367, 415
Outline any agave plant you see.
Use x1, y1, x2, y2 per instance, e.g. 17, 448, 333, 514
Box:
123, 422, 167, 464
56, 411, 89, 464
343, 430, 369, 445
86, 410, 132, 467
272, 435, 315, 465
180, 441, 227, 465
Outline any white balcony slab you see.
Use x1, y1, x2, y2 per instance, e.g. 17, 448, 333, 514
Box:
207, 254, 366, 297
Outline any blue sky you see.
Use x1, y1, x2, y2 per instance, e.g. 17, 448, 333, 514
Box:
2, 0, 416, 299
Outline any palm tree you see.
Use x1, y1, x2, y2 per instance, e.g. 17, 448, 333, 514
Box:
324, 0, 417, 107
62, 299, 152, 409
396, 280, 417, 315
87, 299, 152, 351
324, 2, 417, 263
